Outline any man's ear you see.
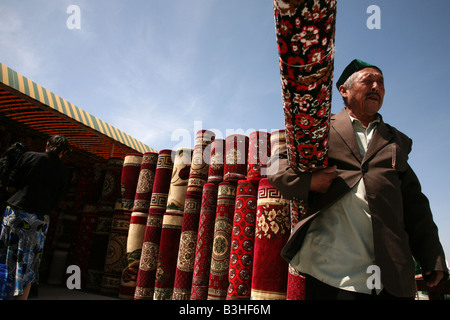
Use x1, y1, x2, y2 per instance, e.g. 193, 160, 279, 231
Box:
338, 85, 348, 98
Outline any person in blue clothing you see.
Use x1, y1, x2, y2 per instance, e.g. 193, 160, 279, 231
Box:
0, 135, 70, 299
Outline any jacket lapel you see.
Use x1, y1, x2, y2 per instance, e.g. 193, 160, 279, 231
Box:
331, 108, 362, 163
363, 117, 394, 165
331, 108, 394, 165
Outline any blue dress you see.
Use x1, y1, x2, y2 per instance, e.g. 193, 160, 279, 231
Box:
0, 206, 49, 296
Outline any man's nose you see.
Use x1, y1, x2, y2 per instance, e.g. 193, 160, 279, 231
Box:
371, 81, 380, 92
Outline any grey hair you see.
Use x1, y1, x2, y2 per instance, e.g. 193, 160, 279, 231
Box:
341, 71, 358, 89
340, 71, 358, 106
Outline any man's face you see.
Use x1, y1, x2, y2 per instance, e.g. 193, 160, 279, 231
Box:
340, 67, 385, 118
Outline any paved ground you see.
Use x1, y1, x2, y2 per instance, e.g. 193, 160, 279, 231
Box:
28, 283, 118, 300
26, 283, 431, 300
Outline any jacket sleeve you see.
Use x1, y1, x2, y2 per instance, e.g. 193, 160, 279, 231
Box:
7, 152, 31, 189
401, 164, 449, 281
267, 143, 312, 202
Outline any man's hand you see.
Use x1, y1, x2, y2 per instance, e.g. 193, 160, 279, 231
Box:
424, 270, 445, 287
309, 165, 338, 193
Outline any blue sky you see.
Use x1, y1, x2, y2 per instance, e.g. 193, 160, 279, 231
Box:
1, 1, 449, 264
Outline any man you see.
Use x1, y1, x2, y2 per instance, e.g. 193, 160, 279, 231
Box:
0, 135, 70, 299
268, 59, 448, 299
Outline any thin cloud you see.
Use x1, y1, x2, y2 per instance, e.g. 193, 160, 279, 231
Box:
0, 5, 43, 78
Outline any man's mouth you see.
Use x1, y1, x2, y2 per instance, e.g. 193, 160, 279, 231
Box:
366, 93, 380, 101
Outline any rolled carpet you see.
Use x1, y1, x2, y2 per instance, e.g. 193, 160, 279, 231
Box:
153, 148, 193, 300
224, 134, 249, 183
119, 152, 158, 299
247, 131, 271, 183
173, 130, 215, 300
207, 139, 225, 183
101, 154, 142, 296
251, 178, 290, 300
190, 182, 220, 300
226, 180, 258, 300
134, 149, 174, 300
207, 181, 237, 300
273, 0, 335, 172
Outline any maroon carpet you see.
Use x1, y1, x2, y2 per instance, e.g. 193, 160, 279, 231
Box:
119, 154, 143, 212
173, 130, 215, 300
251, 178, 290, 300
190, 182, 220, 300
64, 161, 105, 286
207, 181, 237, 300
273, 1, 335, 299
185, 130, 215, 197
153, 148, 192, 300
134, 149, 174, 300
190, 135, 225, 300
269, 130, 306, 299
226, 180, 258, 300
273, 5, 335, 282
207, 138, 225, 183
119, 152, 158, 299
224, 134, 248, 183
87, 157, 124, 291
101, 154, 142, 296
273, 0, 335, 173
72, 161, 105, 210
101, 206, 130, 296
67, 204, 99, 287
247, 131, 271, 183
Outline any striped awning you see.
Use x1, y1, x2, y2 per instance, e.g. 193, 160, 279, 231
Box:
0, 63, 156, 161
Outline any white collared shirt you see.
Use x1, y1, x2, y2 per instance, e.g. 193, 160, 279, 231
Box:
290, 114, 383, 294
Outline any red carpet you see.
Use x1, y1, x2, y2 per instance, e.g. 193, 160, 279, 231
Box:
190, 182, 220, 300
68, 204, 99, 287
247, 131, 271, 183
274, 0, 335, 173
226, 180, 258, 300
101, 154, 142, 296
119, 152, 158, 299
134, 149, 174, 300
207, 181, 237, 300
173, 130, 215, 300
153, 148, 192, 300
251, 178, 290, 300
273, 0, 336, 299
224, 134, 248, 183
87, 157, 124, 291
207, 139, 225, 183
